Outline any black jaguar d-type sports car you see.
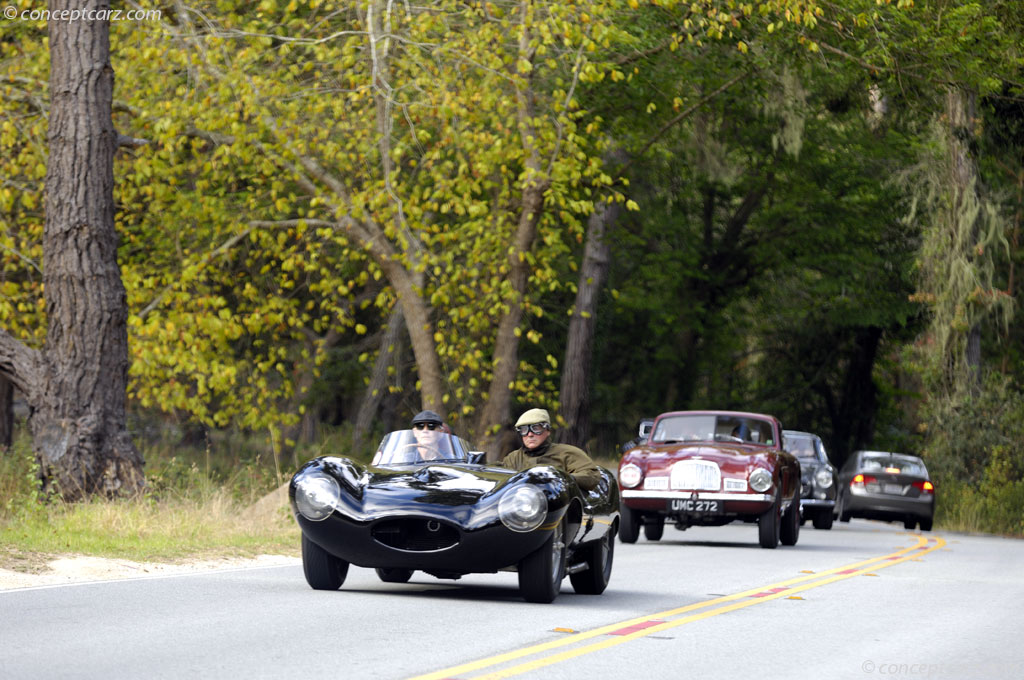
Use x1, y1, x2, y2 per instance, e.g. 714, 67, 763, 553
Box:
289, 429, 620, 603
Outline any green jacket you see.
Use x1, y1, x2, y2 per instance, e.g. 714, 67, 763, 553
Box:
499, 441, 602, 491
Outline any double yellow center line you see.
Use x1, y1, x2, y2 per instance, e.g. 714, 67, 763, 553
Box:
409, 533, 946, 680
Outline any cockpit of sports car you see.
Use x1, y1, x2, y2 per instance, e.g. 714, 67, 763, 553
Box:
290, 429, 620, 603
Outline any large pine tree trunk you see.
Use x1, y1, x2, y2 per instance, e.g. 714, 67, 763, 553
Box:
31, 1, 144, 500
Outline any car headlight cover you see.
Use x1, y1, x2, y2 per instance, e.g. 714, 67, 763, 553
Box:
294, 473, 341, 521
749, 467, 773, 493
814, 468, 834, 489
619, 463, 643, 488
498, 486, 548, 532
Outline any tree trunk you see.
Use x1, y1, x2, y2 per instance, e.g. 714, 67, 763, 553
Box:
352, 306, 405, 453
560, 198, 620, 448
29, 1, 144, 500
473, 8, 549, 458
946, 88, 984, 392
280, 328, 342, 463
0, 376, 13, 448
474, 182, 546, 458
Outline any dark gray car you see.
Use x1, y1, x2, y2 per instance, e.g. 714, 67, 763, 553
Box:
836, 450, 935, 531
783, 430, 837, 530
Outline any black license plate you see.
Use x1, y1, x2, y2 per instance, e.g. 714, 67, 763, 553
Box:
668, 499, 722, 514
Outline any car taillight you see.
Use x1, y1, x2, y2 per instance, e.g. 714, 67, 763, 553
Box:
851, 474, 876, 487
912, 480, 935, 494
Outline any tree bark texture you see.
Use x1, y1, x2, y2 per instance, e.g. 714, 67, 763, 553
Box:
559, 198, 619, 449
0, 376, 13, 448
31, 1, 144, 499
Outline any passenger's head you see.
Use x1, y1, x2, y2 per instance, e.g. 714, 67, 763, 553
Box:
411, 410, 443, 442
515, 408, 551, 450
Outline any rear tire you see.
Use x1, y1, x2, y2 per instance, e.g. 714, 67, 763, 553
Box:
781, 496, 800, 546
376, 568, 414, 583
570, 527, 615, 595
903, 519, 917, 530
619, 503, 640, 544
759, 496, 781, 549
837, 492, 852, 522
813, 509, 834, 530
919, 517, 933, 531
643, 517, 665, 542
301, 534, 349, 590
518, 516, 567, 603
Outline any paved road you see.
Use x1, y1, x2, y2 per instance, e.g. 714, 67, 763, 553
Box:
2, 520, 1020, 680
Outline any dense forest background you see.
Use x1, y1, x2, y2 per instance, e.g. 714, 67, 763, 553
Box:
1, 1, 1023, 532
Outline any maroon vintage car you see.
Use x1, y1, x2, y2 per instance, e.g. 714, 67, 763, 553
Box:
618, 410, 802, 549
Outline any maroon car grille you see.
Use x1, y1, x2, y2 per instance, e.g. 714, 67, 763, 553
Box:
371, 519, 460, 552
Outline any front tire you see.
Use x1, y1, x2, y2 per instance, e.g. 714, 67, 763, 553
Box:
619, 503, 640, 544
376, 568, 414, 583
569, 527, 615, 595
813, 509, 834, 530
643, 517, 665, 542
781, 496, 800, 546
759, 496, 781, 549
301, 534, 349, 590
518, 517, 567, 603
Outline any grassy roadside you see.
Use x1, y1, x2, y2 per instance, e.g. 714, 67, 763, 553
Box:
0, 434, 300, 573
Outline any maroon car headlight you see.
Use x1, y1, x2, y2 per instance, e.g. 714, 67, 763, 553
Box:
499, 486, 548, 532
294, 473, 341, 522
749, 468, 773, 493
619, 463, 642, 488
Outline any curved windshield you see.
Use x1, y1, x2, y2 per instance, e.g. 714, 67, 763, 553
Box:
785, 435, 822, 463
652, 414, 775, 446
371, 429, 469, 466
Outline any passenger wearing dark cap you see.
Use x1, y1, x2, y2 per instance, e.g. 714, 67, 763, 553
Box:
498, 408, 602, 491
409, 410, 445, 461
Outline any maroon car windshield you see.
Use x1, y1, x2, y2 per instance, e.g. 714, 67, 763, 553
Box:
651, 414, 776, 446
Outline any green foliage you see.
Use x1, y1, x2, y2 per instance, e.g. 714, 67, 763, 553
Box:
918, 375, 1024, 536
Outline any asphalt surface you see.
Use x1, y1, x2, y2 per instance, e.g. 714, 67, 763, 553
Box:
2, 519, 1021, 680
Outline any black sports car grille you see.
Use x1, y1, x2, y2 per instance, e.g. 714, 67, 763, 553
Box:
371, 518, 460, 552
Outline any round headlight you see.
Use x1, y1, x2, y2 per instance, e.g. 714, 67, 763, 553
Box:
294, 473, 341, 521
815, 468, 834, 489
749, 468, 773, 493
619, 463, 643, 488
498, 486, 548, 532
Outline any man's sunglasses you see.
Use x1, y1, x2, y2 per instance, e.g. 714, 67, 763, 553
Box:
414, 422, 439, 431
516, 423, 549, 436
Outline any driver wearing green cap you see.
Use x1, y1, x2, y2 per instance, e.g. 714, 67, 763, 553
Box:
498, 408, 602, 491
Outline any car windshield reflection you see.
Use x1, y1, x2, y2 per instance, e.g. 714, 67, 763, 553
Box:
371, 429, 469, 466
652, 414, 775, 446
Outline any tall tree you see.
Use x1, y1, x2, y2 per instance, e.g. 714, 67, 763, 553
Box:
0, 0, 144, 499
